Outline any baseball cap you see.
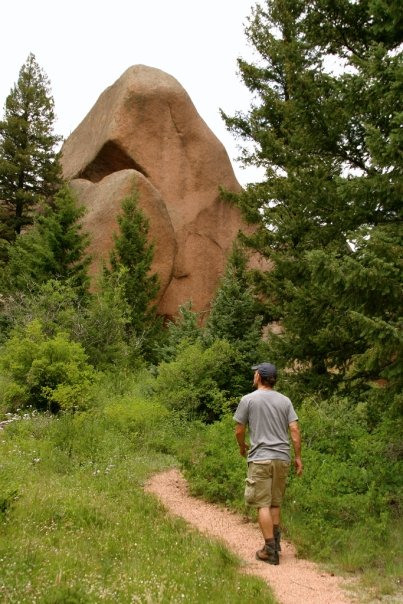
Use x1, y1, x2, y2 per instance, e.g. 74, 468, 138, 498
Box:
252, 363, 277, 380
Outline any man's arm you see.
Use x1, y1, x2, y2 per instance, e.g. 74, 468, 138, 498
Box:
289, 421, 303, 475
235, 422, 249, 457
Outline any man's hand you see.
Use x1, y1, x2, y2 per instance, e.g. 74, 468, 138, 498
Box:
235, 423, 249, 457
289, 421, 302, 476
294, 456, 303, 476
238, 442, 249, 458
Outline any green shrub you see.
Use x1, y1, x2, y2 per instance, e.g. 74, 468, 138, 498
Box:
103, 396, 169, 435
281, 397, 403, 574
0, 320, 98, 412
152, 339, 242, 422
179, 414, 246, 509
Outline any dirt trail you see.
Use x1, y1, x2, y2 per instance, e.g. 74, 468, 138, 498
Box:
145, 468, 358, 604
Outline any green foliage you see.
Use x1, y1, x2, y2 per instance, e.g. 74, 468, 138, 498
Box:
5, 184, 91, 296
180, 414, 246, 509
204, 241, 270, 392
153, 340, 244, 422
159, 301, 202, 362
80, 268, 132, 370
0, 320, 98, 412
204, 242, 264, 344
0, 53, 62, 243
283, 397, 403, 581
0, 397, 274, 603
103, 396, 169, 436
0, 280, 84, 344
305, 223, 403, 397
107, 183, 161, 363
221, 0, 402, 404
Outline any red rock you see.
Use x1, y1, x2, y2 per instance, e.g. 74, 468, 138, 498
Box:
61, 65, 251, 318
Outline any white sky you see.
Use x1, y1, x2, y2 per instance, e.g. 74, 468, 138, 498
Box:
1, 0, 264, 185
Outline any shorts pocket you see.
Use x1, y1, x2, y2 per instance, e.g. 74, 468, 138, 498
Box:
280, 461, 291, 478
244, 477, 256, 504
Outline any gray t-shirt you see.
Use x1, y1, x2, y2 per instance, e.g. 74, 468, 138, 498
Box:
233, 388, 298, 462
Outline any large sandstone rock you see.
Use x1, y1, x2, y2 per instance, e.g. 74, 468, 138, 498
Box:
61, 65, 250, 318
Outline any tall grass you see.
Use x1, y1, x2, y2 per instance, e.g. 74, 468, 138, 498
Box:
0, 378, 276, 603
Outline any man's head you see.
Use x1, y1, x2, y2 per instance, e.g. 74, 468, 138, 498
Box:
252, 362, 277, 387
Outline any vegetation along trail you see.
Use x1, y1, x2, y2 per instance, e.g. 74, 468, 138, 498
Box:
145, 468, 358, 604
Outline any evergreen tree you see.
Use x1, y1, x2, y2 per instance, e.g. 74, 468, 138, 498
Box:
205, 241, 264, 346
108, 185, 160, 362
5, 184, 91, 297
160, 301, 202, 362
204, 241, 269, 392
306, 223, 402, 409
222, 0, 402, 396
0, 53, 62, 244
81, 267, 132, 370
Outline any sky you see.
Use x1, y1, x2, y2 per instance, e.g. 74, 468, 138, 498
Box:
1, 0, 264, 185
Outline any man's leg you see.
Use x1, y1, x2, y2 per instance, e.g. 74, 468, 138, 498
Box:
247, 463, 279, 564
256, 507, 279, 564
258, 506, 273, 539
271, 459, 290, 554
270, 506, 280, 526
271, 506, 281, 552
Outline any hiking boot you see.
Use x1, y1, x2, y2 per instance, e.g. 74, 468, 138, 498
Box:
274, 527, 281, 552
256, 543, 279, 565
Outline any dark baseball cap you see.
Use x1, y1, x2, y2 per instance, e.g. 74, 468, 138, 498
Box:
252, 363, 277, 379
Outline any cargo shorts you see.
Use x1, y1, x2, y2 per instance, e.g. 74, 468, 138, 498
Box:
244, 460, 291, 508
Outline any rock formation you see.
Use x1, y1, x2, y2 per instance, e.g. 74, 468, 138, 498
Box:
61, 65, 251, 318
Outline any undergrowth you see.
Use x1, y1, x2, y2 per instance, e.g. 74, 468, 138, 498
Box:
0, 373, 275, 604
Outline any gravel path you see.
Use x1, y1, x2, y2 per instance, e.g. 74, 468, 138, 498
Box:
145, 468, 358, 604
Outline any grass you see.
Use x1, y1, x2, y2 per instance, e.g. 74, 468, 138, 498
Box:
2, 371, 402, 603
0, 395, 276, 603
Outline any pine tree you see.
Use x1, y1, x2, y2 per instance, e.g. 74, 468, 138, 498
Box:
108, 185, 160, 361
6, 184, 91, 297
204, 241, 269, 392
0, 53, 62, 244
205, 241, 264, 346
222, 0, 402, 395
160, 301, 202, 362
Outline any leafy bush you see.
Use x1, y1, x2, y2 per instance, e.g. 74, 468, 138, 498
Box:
152, 339, 243, 422
179, 414, 246, 509
103, 396, 169, 435
0, 280, 84, 343
0, 320, 98, 412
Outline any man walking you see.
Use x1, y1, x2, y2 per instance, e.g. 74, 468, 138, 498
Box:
233, 363, 303, 565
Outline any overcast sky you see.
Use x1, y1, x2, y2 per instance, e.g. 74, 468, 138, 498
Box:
1, 0, 265, 185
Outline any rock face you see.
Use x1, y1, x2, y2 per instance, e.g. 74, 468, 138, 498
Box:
61, 65, 249, 318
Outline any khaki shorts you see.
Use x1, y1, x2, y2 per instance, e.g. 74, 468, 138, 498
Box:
244, 460, 290, 508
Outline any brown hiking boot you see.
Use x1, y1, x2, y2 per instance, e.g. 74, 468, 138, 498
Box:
256, 543, 279, 565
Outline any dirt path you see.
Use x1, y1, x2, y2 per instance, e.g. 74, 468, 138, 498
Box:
145, 468, 358, 604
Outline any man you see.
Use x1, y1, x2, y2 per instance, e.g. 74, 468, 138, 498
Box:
233, 362, 303, 565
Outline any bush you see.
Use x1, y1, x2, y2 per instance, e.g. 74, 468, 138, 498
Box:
152, 340, 243, 422
0, 320, 98, 412
103, 396, 169, 436
179, 414, 246, 509
281, 397, 403, 565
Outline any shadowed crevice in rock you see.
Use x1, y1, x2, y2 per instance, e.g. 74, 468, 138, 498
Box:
78, 140, 149, 183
